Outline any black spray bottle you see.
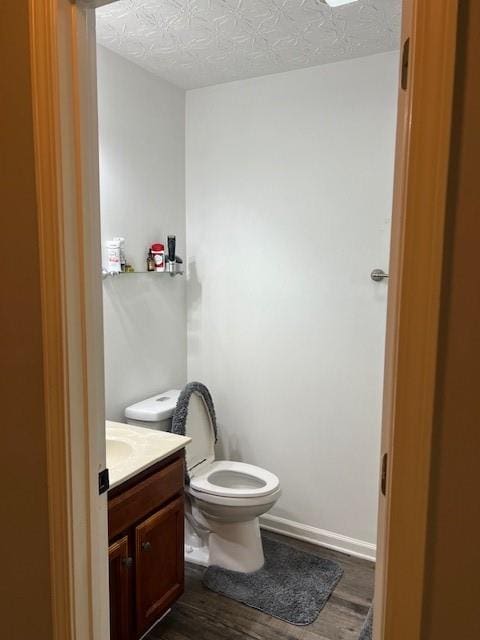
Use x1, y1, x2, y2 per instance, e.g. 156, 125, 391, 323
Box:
167, 235, 176, 271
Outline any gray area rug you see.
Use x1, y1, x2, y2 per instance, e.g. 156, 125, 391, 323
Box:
203, 536, 343, 625
359, 606, 373, 640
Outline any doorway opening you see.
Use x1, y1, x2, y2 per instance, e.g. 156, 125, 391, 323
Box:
94, 1, 401, 639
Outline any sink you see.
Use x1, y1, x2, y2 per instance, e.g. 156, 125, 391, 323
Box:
106, 438, 134, 467
105, 421, 191, 490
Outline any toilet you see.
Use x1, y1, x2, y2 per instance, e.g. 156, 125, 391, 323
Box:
125, 389, 281, 572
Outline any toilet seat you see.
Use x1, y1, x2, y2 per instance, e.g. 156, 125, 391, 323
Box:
190, 460, 280, 499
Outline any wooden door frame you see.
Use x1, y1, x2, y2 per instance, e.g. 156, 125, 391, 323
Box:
27, 0, 460, 639
29, 1, 108, 639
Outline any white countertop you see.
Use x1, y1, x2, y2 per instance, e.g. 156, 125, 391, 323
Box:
106, 421, 191, 490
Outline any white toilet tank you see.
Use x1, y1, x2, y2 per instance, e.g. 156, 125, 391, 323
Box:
125, 389, 181, 431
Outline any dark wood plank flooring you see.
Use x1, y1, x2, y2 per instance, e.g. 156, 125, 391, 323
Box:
146, 531, 374, 640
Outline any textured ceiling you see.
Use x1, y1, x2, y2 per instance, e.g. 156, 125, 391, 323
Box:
96, 0, 402, 89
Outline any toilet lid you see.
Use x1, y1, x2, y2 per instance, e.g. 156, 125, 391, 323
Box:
184, 392, 216, 474
190, 460, 280, 498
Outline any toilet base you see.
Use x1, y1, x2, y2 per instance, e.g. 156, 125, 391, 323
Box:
185, 542, 209, 567
184, 516, 265, 572
208, 517, 265, 572
184, 513, 210, 566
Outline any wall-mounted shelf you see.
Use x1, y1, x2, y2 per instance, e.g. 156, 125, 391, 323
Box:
102, 268, 184, 280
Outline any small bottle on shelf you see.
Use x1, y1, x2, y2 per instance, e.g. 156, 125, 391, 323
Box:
114, 237, 126, 271
146, 249, 155, 272
106, 239, 121, 273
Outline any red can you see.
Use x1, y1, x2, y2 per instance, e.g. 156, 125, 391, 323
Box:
151, 243, 165, 272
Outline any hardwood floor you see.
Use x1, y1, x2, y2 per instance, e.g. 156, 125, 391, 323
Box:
147, 531, 374, 640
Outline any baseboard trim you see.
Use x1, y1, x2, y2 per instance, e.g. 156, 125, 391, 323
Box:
259, 514, 376, 562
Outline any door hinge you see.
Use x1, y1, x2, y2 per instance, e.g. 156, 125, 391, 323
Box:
401, 38, 410, 90
381, 453, 388, 496
98, 468, 110, 495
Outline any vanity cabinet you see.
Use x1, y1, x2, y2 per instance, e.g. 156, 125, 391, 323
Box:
108, 451, 185, 640
108, 536, 131, 640
135, 496, 184, 633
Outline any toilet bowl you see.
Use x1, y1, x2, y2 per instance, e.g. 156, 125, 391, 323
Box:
187, 460, 281, 572
125, 388, 281, 573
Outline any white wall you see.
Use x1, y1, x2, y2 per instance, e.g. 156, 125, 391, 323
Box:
97, 46, 187, 421
186, 51, 398, 553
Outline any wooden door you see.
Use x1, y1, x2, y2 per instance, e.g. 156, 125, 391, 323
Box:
373, 1, 459, 639
108, 537, 132, 640
135, 497, 185, 636
372, 1, 415, 635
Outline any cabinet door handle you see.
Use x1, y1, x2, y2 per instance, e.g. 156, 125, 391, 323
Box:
121, 556, 133, 568
142, 541, 152, 552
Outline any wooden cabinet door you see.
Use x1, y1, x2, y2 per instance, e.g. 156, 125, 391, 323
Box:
135, 496, 184, 636
108, 536, 132, 640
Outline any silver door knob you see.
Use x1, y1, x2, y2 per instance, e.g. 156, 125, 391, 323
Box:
371, 269, 389, 282
142, 541, 152, 552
